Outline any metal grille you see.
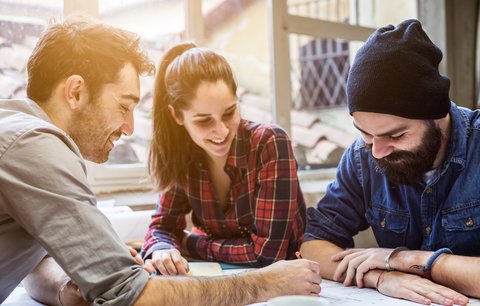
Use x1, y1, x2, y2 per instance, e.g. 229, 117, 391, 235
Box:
298, 38, 349, 109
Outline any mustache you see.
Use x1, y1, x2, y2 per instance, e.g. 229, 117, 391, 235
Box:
364, 143, 414, 163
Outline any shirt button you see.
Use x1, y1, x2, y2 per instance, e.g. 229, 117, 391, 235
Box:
380, 218, 386, 228
426, 188, 433, 194
466, 217, 474, 227
425, 226, 431, 235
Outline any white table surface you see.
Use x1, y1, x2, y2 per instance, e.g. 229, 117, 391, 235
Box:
5, 276, 480, 306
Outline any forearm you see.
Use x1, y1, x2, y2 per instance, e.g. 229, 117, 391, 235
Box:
134, 271, 268, 306
188, 234, 257, 263
23, 257, 69, 306
300, 239, 344, 279
393, 250, 480, 297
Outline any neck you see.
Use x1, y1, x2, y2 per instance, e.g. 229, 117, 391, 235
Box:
207, 153, 228, 170
432, 113, 451, 169
39, 98, 72, 134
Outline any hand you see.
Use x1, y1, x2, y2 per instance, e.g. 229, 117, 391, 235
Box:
149, 249, 190, 276
58, 280, 89, 306
128, 247, 155, 275
377, 271, 469, 305
259, 259, 322, 300
332, 248, 391, 287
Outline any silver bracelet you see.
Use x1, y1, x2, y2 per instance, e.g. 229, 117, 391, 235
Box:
384, 246, 409, 271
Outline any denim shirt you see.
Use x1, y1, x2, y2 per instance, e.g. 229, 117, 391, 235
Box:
305, 102, 480, 256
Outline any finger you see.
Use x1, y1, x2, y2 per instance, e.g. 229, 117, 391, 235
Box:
143, 259, 156, 275
421, 286, 464, 306
398, 288, 432, 305
333, 251, 366, 282
431, 286, 469, 305
331, 248, 361, 261
161, 252, 179, 275
343, 255, 368, 286
171, 252, 189, 275
420, 290, 452, 305
355, 260, 379, 288
303, 259, 321, 275
305, 269, 322, 285
308, 282, 321, 295
129, 247, 144, 265
333, 259, 347, 281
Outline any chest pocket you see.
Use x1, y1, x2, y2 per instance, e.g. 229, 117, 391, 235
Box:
366, 205, 409, 248
442, 201, 480, 256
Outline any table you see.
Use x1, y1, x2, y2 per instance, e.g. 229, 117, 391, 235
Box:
5, 273, 480, 306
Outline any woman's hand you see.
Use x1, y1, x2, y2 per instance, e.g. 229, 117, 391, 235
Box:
148, 249, 190, 276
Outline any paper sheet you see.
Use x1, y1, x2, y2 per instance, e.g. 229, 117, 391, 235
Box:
249, 280, 480, 306
188, 262, 224, 276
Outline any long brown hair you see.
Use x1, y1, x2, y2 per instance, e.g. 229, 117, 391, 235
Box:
149, 42, 237, 190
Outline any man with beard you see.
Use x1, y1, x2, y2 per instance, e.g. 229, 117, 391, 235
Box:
0, 17, 322, 305
300, 19, 480, 306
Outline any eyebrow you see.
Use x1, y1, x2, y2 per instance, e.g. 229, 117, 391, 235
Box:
120, 93, 140, 104
193, 103, 237, 118
353, 122, 408, 137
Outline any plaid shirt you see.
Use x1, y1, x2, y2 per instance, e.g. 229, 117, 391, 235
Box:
142, 120, 306, 267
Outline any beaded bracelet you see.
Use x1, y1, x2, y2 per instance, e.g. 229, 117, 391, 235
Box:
410, 247, 452, 280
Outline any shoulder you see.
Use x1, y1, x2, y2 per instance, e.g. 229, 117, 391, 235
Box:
0, 99, 83, 165
242, 120, 290, 145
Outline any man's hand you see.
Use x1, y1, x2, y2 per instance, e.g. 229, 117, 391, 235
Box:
148, 249, 190, 275
377, 271, 469, 305
331, 248, 391, 287
258, 259, 322, 299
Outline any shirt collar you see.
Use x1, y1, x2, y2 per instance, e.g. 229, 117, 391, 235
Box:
442, 102, 467, 170
226, 119, 249, 170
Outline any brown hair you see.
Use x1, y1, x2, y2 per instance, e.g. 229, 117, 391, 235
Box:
149, 42, 237, 190
27, 15, 155, 103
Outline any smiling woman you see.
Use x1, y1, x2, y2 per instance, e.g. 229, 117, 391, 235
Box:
141, 42, 307, 273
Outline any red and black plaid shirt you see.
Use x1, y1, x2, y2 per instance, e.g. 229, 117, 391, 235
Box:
142, 120, 306, 267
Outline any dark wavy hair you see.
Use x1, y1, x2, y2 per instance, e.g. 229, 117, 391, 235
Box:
27, 16, 155, 103
149, 42, 237, 190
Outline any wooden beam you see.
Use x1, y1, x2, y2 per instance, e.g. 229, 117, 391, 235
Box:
286, 15, 375, 42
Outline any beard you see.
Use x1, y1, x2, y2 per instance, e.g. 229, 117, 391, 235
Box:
365, 120, 443, 185
68, 99, 122, 163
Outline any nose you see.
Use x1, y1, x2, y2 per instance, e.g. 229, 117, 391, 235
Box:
213, 120, 229, 138
121, 110, 135, 136
371, 137, 394, 159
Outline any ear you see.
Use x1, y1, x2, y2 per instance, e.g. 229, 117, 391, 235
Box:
168, 105, 183, 125
64, 75, 87, 109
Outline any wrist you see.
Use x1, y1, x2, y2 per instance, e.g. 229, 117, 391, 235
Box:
391, 250, 428, 273
384, 247, 408, 271
57, 280, 70, 306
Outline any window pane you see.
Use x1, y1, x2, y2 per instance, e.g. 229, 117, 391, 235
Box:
100, 0, 186, 166
0, 0, 63, 99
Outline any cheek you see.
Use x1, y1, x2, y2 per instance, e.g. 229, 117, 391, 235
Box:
227, 114, 241, 130
184, 123, 210, 140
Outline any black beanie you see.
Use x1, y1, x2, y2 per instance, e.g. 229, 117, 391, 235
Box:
347, 19, 450, 119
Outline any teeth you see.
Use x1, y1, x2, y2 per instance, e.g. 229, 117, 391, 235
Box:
210, 138, 225, 144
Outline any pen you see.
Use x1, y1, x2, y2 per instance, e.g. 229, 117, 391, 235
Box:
295, 251, 303, 259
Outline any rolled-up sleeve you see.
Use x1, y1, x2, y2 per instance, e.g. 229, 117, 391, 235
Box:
304, 141, 369, 249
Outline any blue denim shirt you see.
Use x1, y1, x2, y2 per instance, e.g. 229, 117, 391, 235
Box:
305, 102, 480, 256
